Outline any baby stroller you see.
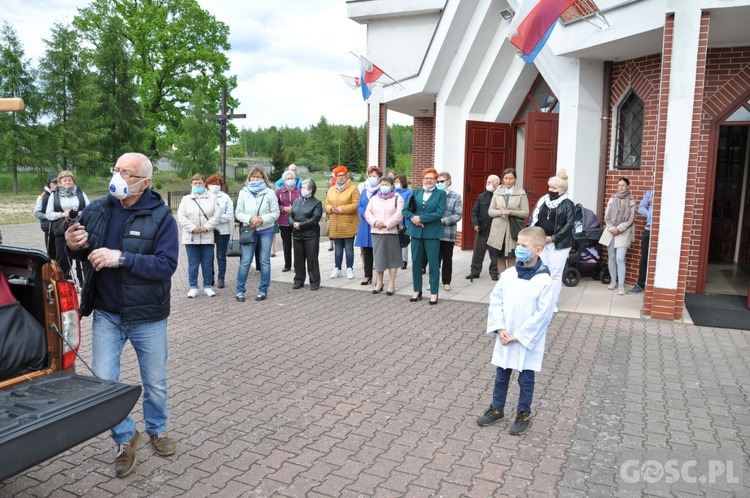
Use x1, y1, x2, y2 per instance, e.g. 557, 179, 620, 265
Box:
563, 203, 611, 287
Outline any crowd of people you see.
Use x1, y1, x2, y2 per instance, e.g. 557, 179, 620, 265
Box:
33, 163, 654, 310
20, 156, 657, 476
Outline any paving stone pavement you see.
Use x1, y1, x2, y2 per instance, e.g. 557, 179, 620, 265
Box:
1, 222, 748, 497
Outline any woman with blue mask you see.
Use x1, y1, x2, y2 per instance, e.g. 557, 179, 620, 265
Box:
276, 170, 301, 273
355, 166, 384, 285
177, 173, 222, 298
234, 168, 280, 302
364, 176, 404, 295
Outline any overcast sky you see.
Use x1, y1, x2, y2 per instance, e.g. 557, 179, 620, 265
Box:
4, 0, 412, 129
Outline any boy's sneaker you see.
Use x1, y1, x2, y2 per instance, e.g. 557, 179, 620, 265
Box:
330, 268, 341, 279
476, 405, 504, 426
509, 411, 532, 435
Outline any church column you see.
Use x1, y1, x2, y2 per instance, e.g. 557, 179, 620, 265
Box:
645, 6, 709, 320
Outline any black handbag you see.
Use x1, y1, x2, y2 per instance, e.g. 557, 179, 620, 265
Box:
239, 226, 257, 245
508, 215, 525, 241
398, 224, 410, 248
227, 227, 241, 257
396, 197, 410, 248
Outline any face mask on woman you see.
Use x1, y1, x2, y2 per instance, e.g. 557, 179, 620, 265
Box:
247, 180, 266, 193
424, 185, 436, 192
515, 246, 533, 263
395, 183, 402, 190
285, 179, 296, 188
208, 185, 221, 194
436, 182, 447, 191
548, 190, 560, 201
192, 186, 205, 195
379, 185, 392, 195
367, 177, 379, 186
301, 188, 311, 198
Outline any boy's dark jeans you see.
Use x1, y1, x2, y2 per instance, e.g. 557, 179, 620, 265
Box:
492, 367, 535, 414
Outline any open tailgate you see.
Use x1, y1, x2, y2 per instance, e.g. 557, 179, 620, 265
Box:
0, 372, 141, 480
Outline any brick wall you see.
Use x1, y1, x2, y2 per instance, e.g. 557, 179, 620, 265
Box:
412, 107, 436, 189
607, 54, 662, 293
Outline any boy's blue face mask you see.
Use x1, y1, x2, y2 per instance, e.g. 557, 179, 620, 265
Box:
515, 246, 533, 263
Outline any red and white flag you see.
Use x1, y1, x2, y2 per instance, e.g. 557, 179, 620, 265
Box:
509, 0, 577, 63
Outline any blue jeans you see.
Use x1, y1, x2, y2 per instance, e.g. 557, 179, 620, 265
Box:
333, 237, 354, 270
215, 234, 230, 281
92, 310, 169, 444
236, 231, 273, 295
185, 244, 214, 288
492, 367, 535, 414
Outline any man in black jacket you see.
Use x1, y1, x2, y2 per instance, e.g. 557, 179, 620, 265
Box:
467, 175, 501, 281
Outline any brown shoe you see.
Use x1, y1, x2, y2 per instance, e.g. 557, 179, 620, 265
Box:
149, 432, 177, 456
115, 430, 140, 478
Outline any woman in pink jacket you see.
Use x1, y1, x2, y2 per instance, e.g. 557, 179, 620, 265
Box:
365, 176, 404, 296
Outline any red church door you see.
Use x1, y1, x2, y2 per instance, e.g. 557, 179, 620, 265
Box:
523, 112, 559, 210
462, 121, 511, 250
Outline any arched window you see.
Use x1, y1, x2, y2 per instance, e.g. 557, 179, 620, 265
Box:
615, 89, 644, 170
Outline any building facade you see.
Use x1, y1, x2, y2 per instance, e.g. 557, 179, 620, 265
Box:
349, 0, 750, 320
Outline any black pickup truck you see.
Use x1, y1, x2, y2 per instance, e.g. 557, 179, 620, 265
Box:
0, 245, 141, 481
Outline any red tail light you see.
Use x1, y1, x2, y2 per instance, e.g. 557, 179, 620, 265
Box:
57, 280, 81, 370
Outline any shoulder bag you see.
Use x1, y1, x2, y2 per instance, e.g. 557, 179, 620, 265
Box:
227, 226, 242, 257
396, 197, 410, 248
240, 193, 265, 245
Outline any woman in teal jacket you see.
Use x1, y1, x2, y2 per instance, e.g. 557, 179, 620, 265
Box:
402, 168, 446, 305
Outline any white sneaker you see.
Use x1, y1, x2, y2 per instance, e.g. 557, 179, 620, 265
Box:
444, 284, 451, 291
330, 268, 341, 279
346, 268, 355, 279
203, 288, 216, 297
187, 288, 199, 298
617, 285, 626, 296
607, 282, 617, 290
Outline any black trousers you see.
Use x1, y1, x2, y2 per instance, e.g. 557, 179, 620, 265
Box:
362, 246, 373, 279
636, 229, 650, 289
293, 237, 321, 288
279, 225, 294, 269
470, 231, 499, 278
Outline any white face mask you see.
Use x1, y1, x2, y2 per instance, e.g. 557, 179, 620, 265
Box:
486, 184, 496, 192
394, 183, 402, 189
109, 173, 147, 200
208, 185, 221, 194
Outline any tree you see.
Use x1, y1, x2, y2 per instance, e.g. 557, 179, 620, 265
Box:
0, 22, 39, 194
270, 130, 285, 181
308, 116, 336, 171
385, 127, 396, 170
37, 23, 101, 175
342, 125, 364, 173
74, 0, 236, 156
172, 90, 220, 178
91, 16, 144, 166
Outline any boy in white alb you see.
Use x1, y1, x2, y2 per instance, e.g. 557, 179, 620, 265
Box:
476, 226, 555, 435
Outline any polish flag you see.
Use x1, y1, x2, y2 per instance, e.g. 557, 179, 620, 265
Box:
359, 56, 384, 101
509, 0, 578, 63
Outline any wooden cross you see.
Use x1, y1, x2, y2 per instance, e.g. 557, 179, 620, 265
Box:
203, 87, 246, 186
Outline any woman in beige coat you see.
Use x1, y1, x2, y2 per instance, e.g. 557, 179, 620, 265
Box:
598, 177, 636, 295
325, 165, 361, 279
487, 168, 529, 270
